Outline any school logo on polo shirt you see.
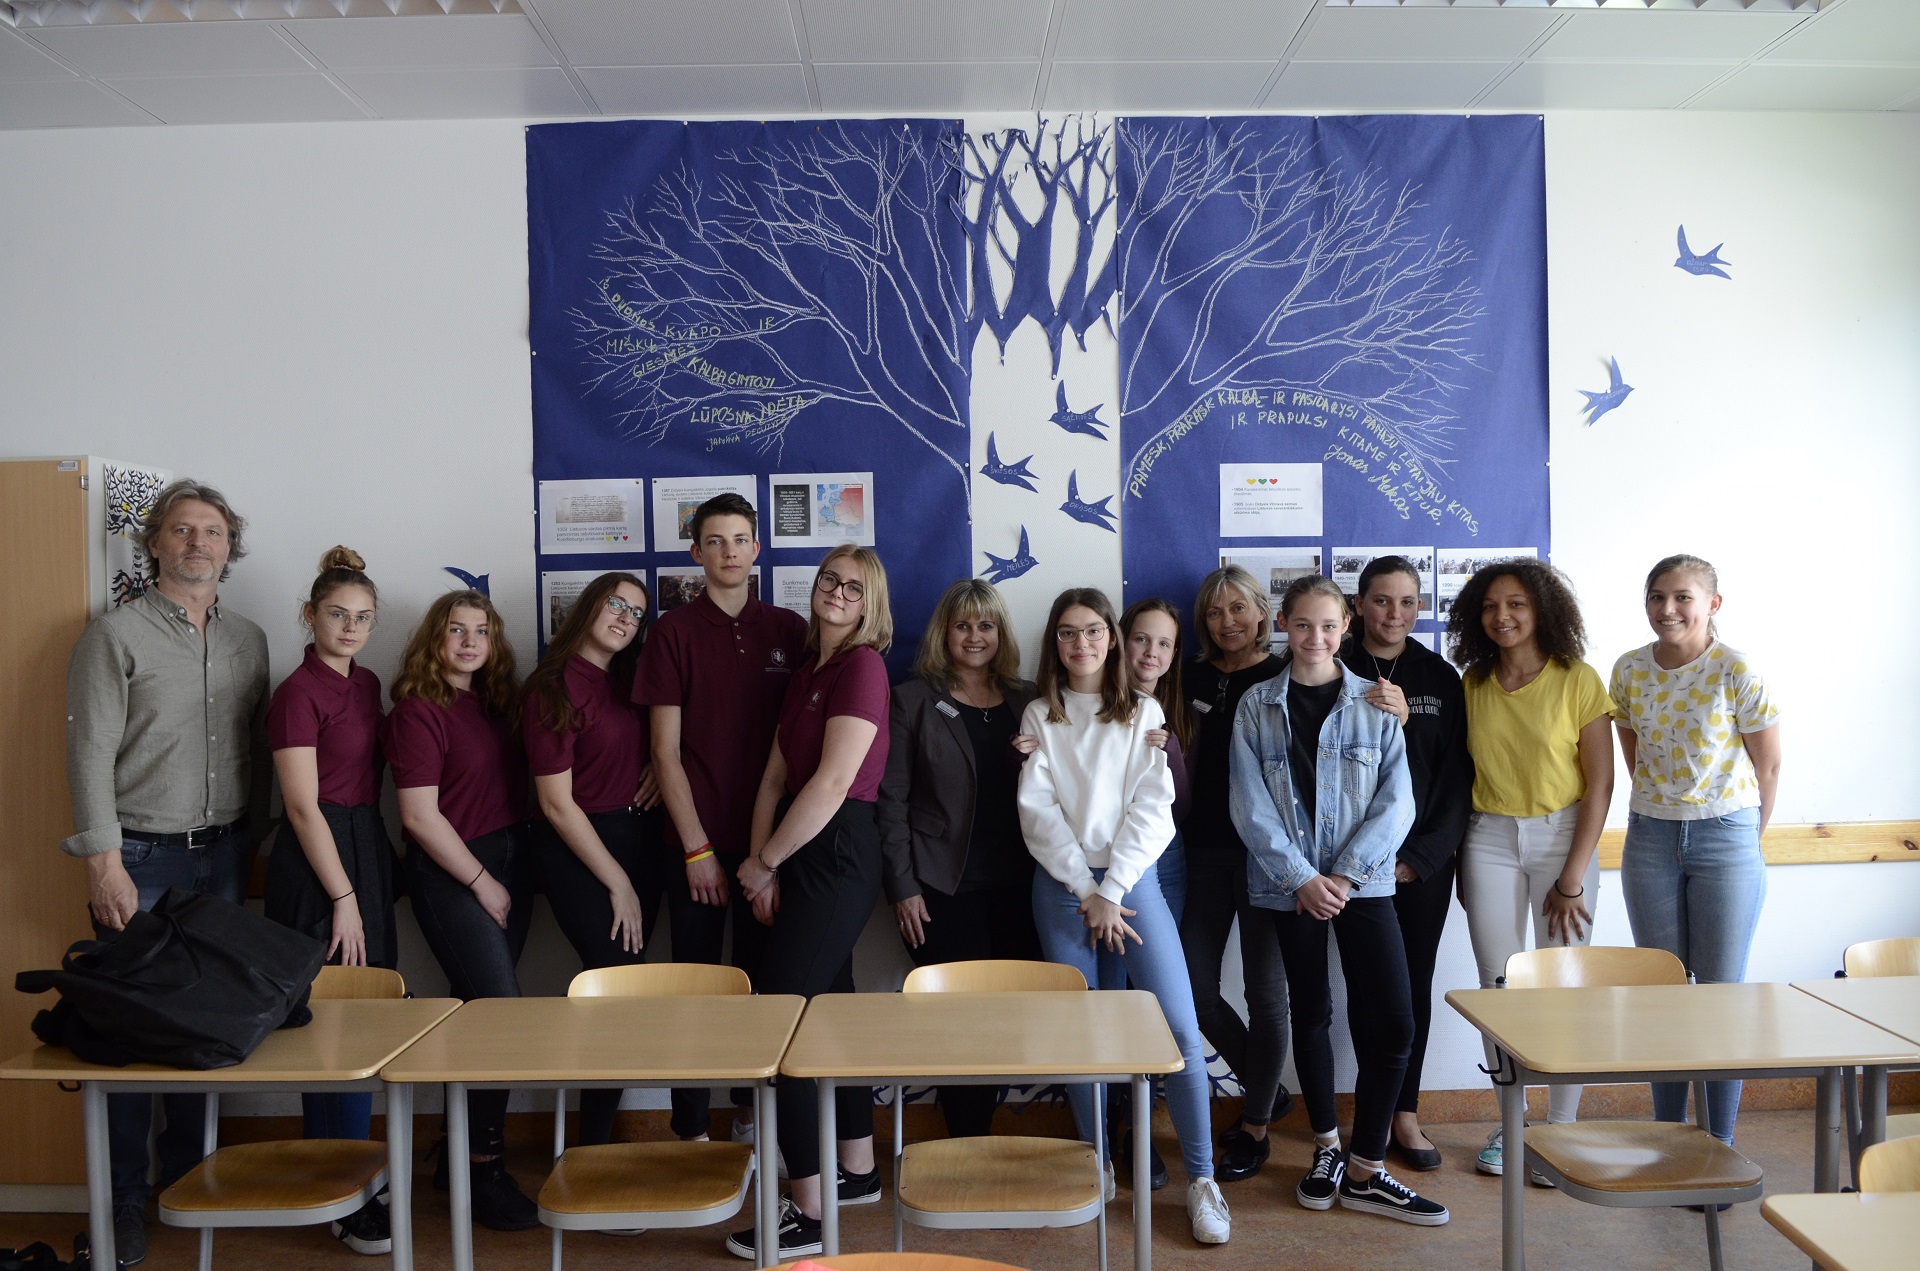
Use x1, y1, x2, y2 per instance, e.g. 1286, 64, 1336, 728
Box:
806, 690, 824, 712
771, 648, 786, 667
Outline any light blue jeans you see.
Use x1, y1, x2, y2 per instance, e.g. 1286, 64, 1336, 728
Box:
1621, 807, 1766, 1145
1034, 863, 1213, 1181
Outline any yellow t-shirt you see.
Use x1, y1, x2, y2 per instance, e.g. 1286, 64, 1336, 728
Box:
1464, 659, 1612, 817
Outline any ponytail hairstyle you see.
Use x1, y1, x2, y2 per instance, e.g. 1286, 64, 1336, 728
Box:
391, 589, 521, 722
1351, 554, 1421, 647
1120, 597, 1193, 749
304, 545, 378, 618
1645, 553, 1721, 640
522, 572, 649, 738
1035, 587, 1135, 727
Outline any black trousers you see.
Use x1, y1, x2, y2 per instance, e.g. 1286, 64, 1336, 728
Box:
762, 799, 883, 1179
1272, 896, 1414, 1162
1393, 858, 1455, 1115
902, 867, 1041, 1137
535, 807, 671, 1144
663, 845, 773, 1131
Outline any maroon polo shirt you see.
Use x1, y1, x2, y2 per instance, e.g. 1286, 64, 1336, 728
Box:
632, 592, 806, 857
523, 655, 647, 815
267, 645, 384, 807
383, 689, 528, 843
779, 645, 890, 803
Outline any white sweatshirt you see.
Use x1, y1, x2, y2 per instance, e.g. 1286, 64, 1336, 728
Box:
1017, 689, 1177, 905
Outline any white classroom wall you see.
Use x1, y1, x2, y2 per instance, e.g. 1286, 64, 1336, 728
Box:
2, 109, 1917, 1110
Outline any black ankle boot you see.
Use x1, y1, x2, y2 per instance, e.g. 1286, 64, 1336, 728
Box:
468, 1158, 539, 1232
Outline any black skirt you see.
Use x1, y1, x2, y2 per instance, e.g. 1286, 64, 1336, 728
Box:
264, 802, 400, 970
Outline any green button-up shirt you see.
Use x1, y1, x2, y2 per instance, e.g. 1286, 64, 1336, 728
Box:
61, 587, 271, 858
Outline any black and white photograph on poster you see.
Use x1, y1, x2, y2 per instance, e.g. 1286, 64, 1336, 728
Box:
1437, 548, 1539, 622
538, 478, 645, 554
769, 471, 876, 548
656, 565, 759, 613
771, 566, 816, 620
1334, 547, 1437, 618
649, 474, 756, 550
541, 570, 605, 644
1221, 549, 1321, 653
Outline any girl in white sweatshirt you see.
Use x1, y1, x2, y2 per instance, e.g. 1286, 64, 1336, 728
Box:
1017, 587, 1229, 1246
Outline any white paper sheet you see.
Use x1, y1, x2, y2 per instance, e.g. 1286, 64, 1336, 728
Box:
1219, 463, 1323, 539
769, 471, 875, 548
538, 478, 645, 555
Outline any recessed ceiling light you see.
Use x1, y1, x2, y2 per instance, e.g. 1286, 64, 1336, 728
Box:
2, 0, 524, 28
1324, 0, 1829, 12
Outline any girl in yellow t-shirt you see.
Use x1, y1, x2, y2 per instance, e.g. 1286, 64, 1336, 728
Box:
1445, 560, 1614, 1179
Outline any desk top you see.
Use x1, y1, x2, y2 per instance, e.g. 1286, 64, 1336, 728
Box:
1445, 982, 1920, 1075
380, 994, 805, 1083
1762, 1192, 1920, 1271
0, 997, 460, 1084
781, 990, 1182, 1079
1792, 978, 1920, 1048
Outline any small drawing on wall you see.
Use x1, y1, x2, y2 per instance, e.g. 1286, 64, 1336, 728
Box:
1060, 471, 1117, 532
1675, 226, 1731, 279
1579, 357, 1634, 427
982, 526, 1038, 584
102, 463, 168, 609
1050, 381, 1109, 440
981, 433, 1038, 492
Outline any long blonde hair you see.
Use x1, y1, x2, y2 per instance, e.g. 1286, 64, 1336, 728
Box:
806, 546, 894, 656
914, 578, 1022, 692
391, 590, 521, 721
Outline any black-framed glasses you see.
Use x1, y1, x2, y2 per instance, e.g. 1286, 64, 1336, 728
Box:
604, 595, 643, 622
815, 570, 866, 602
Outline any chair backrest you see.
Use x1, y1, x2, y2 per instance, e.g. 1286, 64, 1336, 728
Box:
903, 959, 1087, 994
1502, 946, 1687, 989
568, 963, 751, 998
1843, 938, 1920, 979
1858, 1134, 1920, 1192
311, 965, 405, 1000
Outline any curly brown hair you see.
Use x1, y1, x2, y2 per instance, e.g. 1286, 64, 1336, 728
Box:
522, 572, 648, 739
1445, 559, 1587, 683
391, 590, 521, 721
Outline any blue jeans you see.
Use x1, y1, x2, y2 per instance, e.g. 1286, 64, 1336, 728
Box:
1621, 807, 1766, 1144
1033, 864, 1213, 1181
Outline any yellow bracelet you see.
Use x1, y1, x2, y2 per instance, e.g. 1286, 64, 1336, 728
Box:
683, 849, 715, 865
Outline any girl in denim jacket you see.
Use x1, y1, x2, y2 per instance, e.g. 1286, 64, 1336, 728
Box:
1228, 576, 1446, 1227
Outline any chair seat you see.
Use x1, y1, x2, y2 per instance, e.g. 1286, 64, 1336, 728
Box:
160, 1140, 388, 1221
538, 1141, 752, 1218
899, 1136, 1100, 1215
1526, 1121, 1763, 1193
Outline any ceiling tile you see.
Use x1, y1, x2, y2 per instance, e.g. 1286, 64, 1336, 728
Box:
282, 15, 557, 70
1265, 60, 1508, 112
102, 73, 367, 125
0, 79, 150, 128
1477, 61, 1730, 111
1044, 60, 1275, 112
575, 63, 812, 115
1763, 0, 1920, 66
814, 61, 1036, 112
1536, 11, 1806, 63
1296, 6, 1561, 63
0, 30, 77, 82
1692, 63, 1920, 111
32, 22, 314, 77
533, 0, 800, 67
1054, 0, 1317, 62
339, 67, 586, 119
800, 0, 1052, 63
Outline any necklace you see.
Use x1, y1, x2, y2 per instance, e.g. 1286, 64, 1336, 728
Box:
1369, 648, 1402, 684
950, 682, 998, 723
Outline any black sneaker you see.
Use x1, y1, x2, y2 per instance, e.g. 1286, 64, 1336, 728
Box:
1218, 1127, 1271, 1182
112, 1205, 147, 1267
468, 1158, 540, 1232
1338, 1167, 1450, 1226
725, 1198, 822, 1261
1296, 1143, 1345, 1210
1272, 1086, 1295, 1121
838, 1164, 882, 1206
331, 1198, 393, 1255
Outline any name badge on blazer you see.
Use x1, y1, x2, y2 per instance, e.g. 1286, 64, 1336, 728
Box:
1191, 699, 1212, 714
934, 700, 960, 718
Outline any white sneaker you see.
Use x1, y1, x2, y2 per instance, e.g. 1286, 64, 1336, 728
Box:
732, 1114, 788, 1179
1187, 1177, 1231, 1245
1102, 1161, 1116, 1203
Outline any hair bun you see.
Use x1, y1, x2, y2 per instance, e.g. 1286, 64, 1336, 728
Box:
319, 545, 366, 573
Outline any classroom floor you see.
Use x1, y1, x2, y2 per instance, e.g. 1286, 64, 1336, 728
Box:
0, 1104, 1876, 1271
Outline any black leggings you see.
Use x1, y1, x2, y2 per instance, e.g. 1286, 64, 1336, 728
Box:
1393, 858, 1455, 1115
536, 808, 668, 1145
1272, 896, 1414, 1162
762, 798, 883, 1180
664, 846, 773, 1133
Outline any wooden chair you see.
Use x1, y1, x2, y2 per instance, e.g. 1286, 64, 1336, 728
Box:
1843, 937, 1920, 979
1501, 948, 1763, 1271
890, 961, 1105, 1269
1859, 1134, 1920, 1191
537, 963, 755, 1270
158, 966, 406, 1271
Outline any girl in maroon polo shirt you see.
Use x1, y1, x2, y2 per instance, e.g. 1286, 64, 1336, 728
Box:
522, 571, 664, 1147
264, 545, 394, 1256
385, 588, 538, 1232
727, 545, 893, 1261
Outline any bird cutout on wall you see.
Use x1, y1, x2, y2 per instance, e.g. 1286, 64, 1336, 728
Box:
1674, 226, 1731, 279
1049, 381, 1109, 439
1060, 470, 1118, 532
981, 526, 1038, 584
1579, 358, 1634, 427
445, 567, 491, 596
981, 432, 1039, 492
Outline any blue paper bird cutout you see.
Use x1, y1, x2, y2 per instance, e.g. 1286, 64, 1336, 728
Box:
1049, 382, 1109, 439
1579, 358, 1634, 427
1675, 226, 1731, 279
445, 567, 491, 597
981, 526, 1038, 584
981, 432, 1038, 492
1059, 470, 1118, 533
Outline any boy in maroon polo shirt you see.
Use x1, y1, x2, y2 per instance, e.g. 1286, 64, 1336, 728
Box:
634, 492, 805, 1140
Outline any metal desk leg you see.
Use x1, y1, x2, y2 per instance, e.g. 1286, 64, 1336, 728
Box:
1131, 1074, 1149, 1271
756, 1080, 778, 1268
83, 1082, 114, 1271
388, 1082, 414, 1271
1861, 1065, 1889, 1156
1814, 1069, 1841, 1193
449, 1082, 473, 1271
1501, 1060, 1526, 1271
819, 1077, 840, 1256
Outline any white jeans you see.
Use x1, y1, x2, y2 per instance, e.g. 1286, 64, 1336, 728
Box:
1460, 803, 1600, 1125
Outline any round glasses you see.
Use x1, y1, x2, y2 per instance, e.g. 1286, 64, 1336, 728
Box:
604, 595, 644, 622
1055, 623, 1109, 645
319, 608, 376, 632
815, 570, 866, 602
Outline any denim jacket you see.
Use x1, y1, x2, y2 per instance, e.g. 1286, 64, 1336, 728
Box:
1228, 665, 1415, 912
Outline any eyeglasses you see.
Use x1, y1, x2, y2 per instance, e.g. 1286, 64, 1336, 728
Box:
604, 595, 643, 622
1055, 623, 1109, 645
320, 608, 376, 632
815, 570, 866, 602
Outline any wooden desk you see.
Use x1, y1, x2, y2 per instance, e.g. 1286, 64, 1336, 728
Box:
1793, 978, 1920, 1167
382, 994, 805, 1271
1447, 982, 1920, 1271
1762, 1192, 1920, 1271
0, 997, 458, 1271
782, 990, 1183, 1271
